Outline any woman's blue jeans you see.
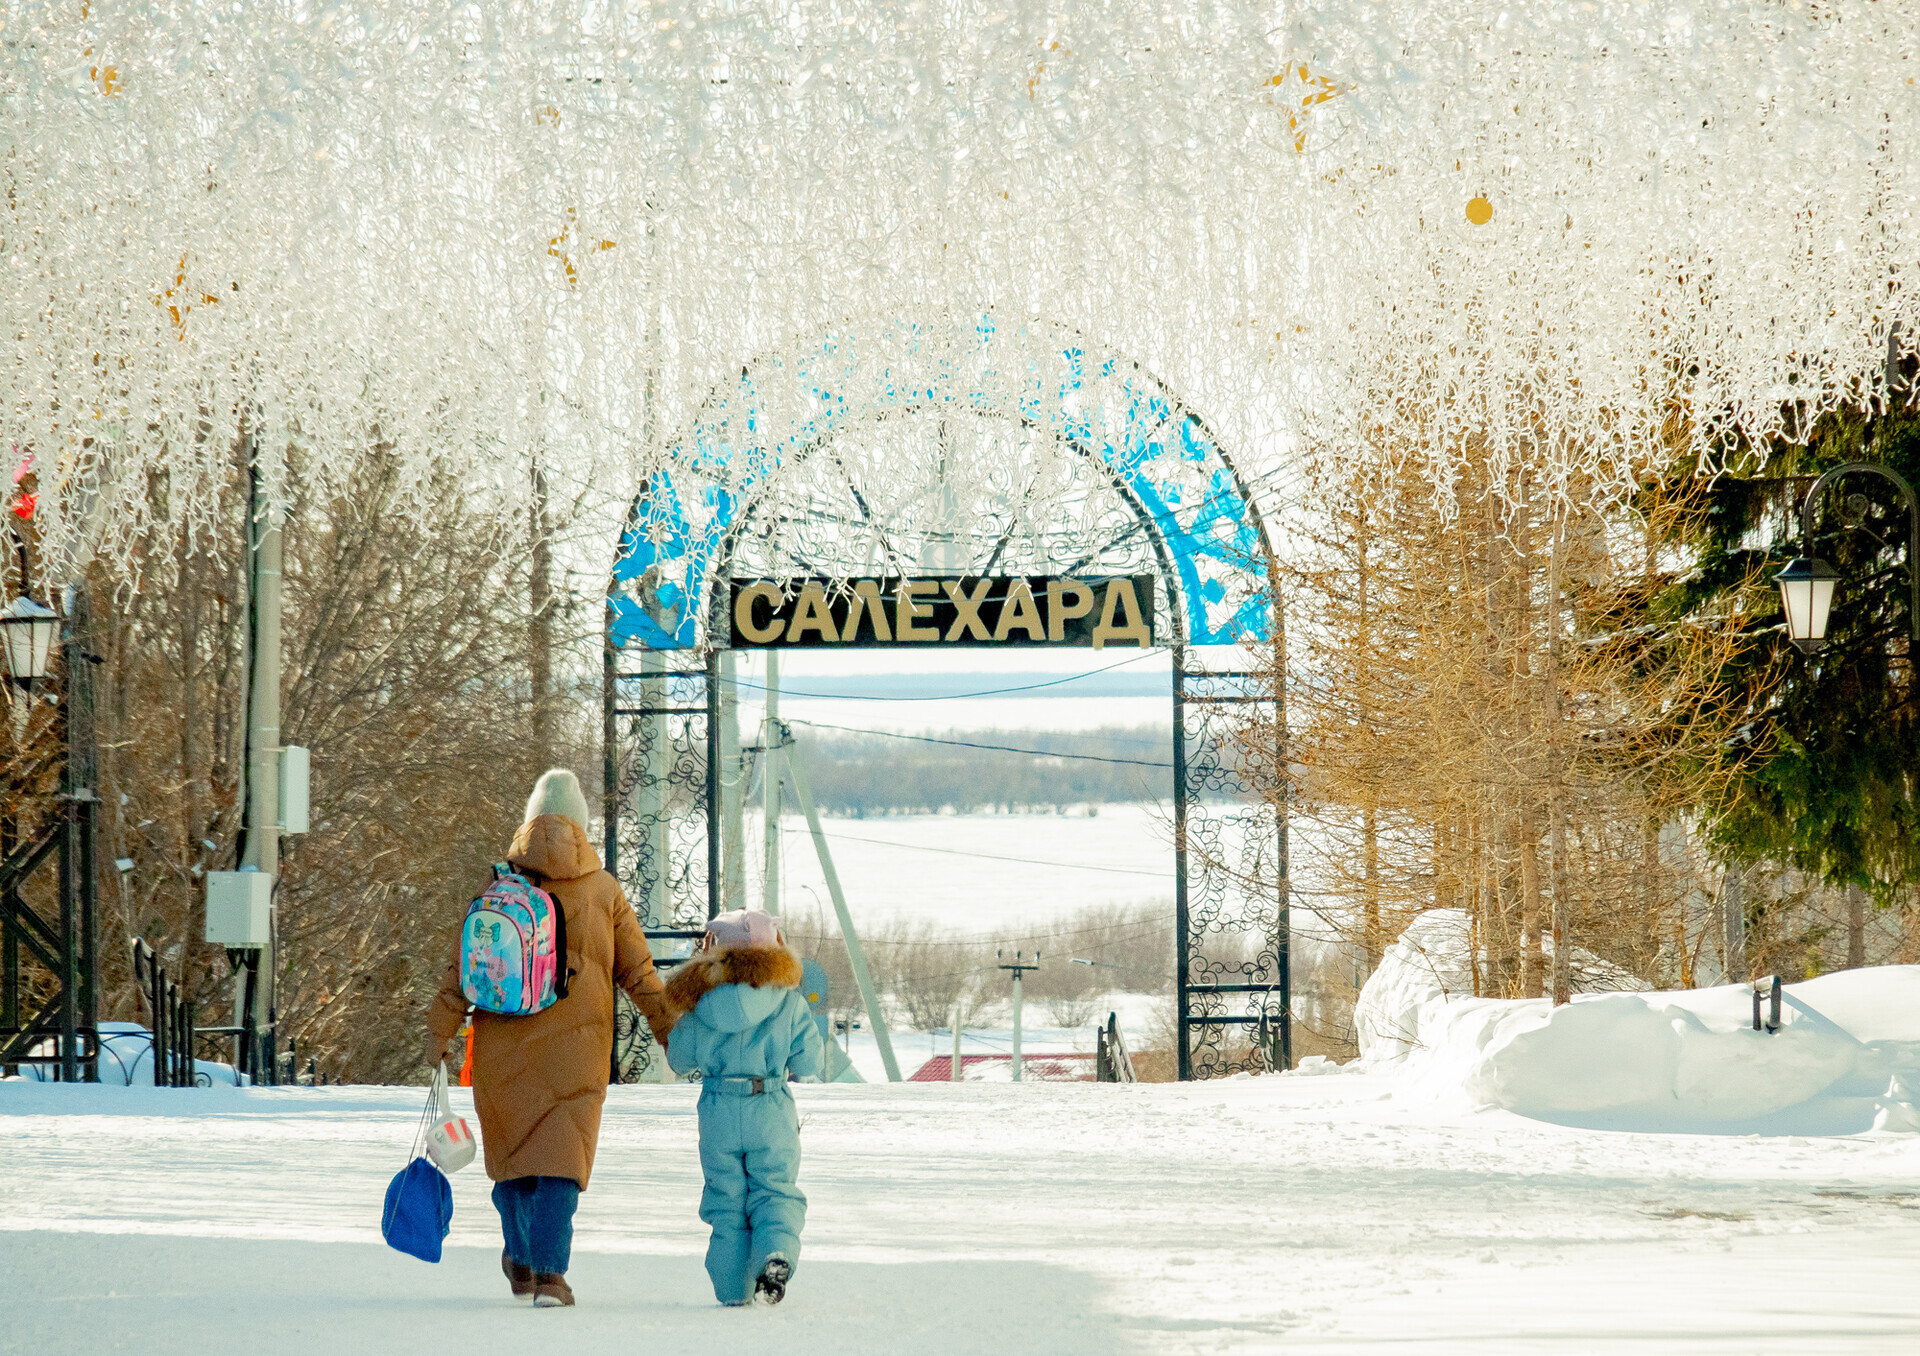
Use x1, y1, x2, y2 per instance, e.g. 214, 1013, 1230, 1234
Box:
492, 1175, 579, 1274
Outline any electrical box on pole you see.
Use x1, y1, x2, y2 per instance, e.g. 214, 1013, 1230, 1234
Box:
278, 745, 310, 834
204, 872, 273, 947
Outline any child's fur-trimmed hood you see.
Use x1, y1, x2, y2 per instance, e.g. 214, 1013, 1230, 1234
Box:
663, 944, 804, 1027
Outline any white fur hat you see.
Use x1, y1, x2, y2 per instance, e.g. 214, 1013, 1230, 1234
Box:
703, 908, 783, 952
525, 768, 591, 833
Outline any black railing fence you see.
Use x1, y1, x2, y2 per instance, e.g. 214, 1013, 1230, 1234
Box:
130, 938, 197, 1087
1094, 1010, 1137, 1083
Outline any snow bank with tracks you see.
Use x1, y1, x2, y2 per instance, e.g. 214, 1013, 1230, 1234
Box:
1356, 911, 1920, 1133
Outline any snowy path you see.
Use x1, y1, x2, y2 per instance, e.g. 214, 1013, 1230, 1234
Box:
3, 1071, 1918, 1354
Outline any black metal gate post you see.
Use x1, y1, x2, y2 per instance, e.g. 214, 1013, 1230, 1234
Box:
60, 583, 99, 1081
602, 603, 620, 878
1172, 646, 1192, 1082
0, 581, 102, 1081
1275, 624, 1291, 1071
1174, 653, 1290, 1079
1, 813, 14, 1039
706, 644, 721, 923
55, 781, 76, 1082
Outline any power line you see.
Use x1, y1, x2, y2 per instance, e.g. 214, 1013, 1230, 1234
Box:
720, 648, 1165, 701
786, 717, 1175, 768
783, 822, 1171, 878
784, 913, 1173, 950
792, 712, 1176, 750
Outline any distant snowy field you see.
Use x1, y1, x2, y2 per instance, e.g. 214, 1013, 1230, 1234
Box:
5, 1069, 1918, 1353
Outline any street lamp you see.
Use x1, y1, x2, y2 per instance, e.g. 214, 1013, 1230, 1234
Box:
0, 594, 58, 686
1773, 555, 1841, 654
1776, 462, 1920, 656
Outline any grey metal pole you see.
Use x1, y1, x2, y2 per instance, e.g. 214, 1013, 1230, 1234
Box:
762, 653, 781, 915
719, 650, 747, 911
779, 734, 902, 1081
243, 440, 283, 1053
1011, 967, 1023, 1082
950, 1001, 962, 1081
998, 950, 1039, 1082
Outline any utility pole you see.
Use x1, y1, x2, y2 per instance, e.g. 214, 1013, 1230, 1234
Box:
774, 720, 902, 1082
950, 1000, 962, 1082
998, 950, 1041, 1082
240, 434, 283, 1079
761, 652, 780, 915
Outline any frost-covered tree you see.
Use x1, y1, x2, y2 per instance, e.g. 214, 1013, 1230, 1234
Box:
4, 1, 1917, 574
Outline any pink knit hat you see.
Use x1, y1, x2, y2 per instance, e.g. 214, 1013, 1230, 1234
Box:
703, 908, 782, 952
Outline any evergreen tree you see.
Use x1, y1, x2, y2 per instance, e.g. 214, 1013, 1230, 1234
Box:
1654, 399, 1920, 892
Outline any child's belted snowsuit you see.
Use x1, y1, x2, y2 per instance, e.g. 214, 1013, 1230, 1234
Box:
665, 940, 824, 1304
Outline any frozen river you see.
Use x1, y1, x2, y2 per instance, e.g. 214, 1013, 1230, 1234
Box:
763, 803, 1174, 936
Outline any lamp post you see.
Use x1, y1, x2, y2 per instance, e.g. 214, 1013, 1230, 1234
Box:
1775, 462, 1920, 655
2, 523, 57, 693
0, 571, 57, 1075
0, 595, 58, 690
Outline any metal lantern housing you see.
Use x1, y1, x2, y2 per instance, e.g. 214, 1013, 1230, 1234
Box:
0, 595, 58, 684
1774, 556, 1840, 654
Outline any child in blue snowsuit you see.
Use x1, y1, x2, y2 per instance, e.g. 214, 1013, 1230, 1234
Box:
665, 908, 824, 1306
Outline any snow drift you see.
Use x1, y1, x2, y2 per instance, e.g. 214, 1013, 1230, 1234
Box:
1353, 908, 1647, 1061
1357, 911, 1920, 1133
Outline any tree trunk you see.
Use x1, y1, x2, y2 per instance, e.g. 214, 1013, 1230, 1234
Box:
1546, 509, 1572, 1006
1846, 882, 1867, 969
1640, 818, 1663, 983
1479, 480, 1521, 996
179, 531, 199, 865
1362, 802, 1380, 972
1474, 802, 1489, 991
1722, 864, 1746, 982
1519, 806, 1544, 998
1512, 477, 1544, 999
1357, 500, 1380, 971
529, 462, 553, 764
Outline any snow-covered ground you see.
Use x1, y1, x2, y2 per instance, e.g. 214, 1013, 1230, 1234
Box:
5, 1065, 1917, 1354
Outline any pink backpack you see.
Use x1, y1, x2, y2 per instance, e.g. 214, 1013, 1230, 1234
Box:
458, 864, 569, 1016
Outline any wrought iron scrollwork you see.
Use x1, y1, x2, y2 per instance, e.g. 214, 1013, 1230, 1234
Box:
610, 656, 713, 934
1176, 664, 1288, 1079
606, 322, 1287, 1081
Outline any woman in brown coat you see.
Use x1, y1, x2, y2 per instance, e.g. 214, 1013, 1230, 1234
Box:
425, 769, 671, 1308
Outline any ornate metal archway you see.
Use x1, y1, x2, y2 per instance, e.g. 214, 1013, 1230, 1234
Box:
604, 317, 1288, 1080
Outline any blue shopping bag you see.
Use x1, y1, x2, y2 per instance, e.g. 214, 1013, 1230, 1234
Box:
382, 1066, 455, 1262
383, 1156, 453, 1262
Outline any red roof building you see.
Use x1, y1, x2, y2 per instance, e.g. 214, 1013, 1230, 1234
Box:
908, 1053, 1096, 1082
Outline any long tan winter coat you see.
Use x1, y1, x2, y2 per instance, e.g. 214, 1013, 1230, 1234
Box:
427, 813, 671, 1188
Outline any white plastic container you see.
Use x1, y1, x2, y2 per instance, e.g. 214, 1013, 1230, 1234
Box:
424, 1061, 477, 1173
